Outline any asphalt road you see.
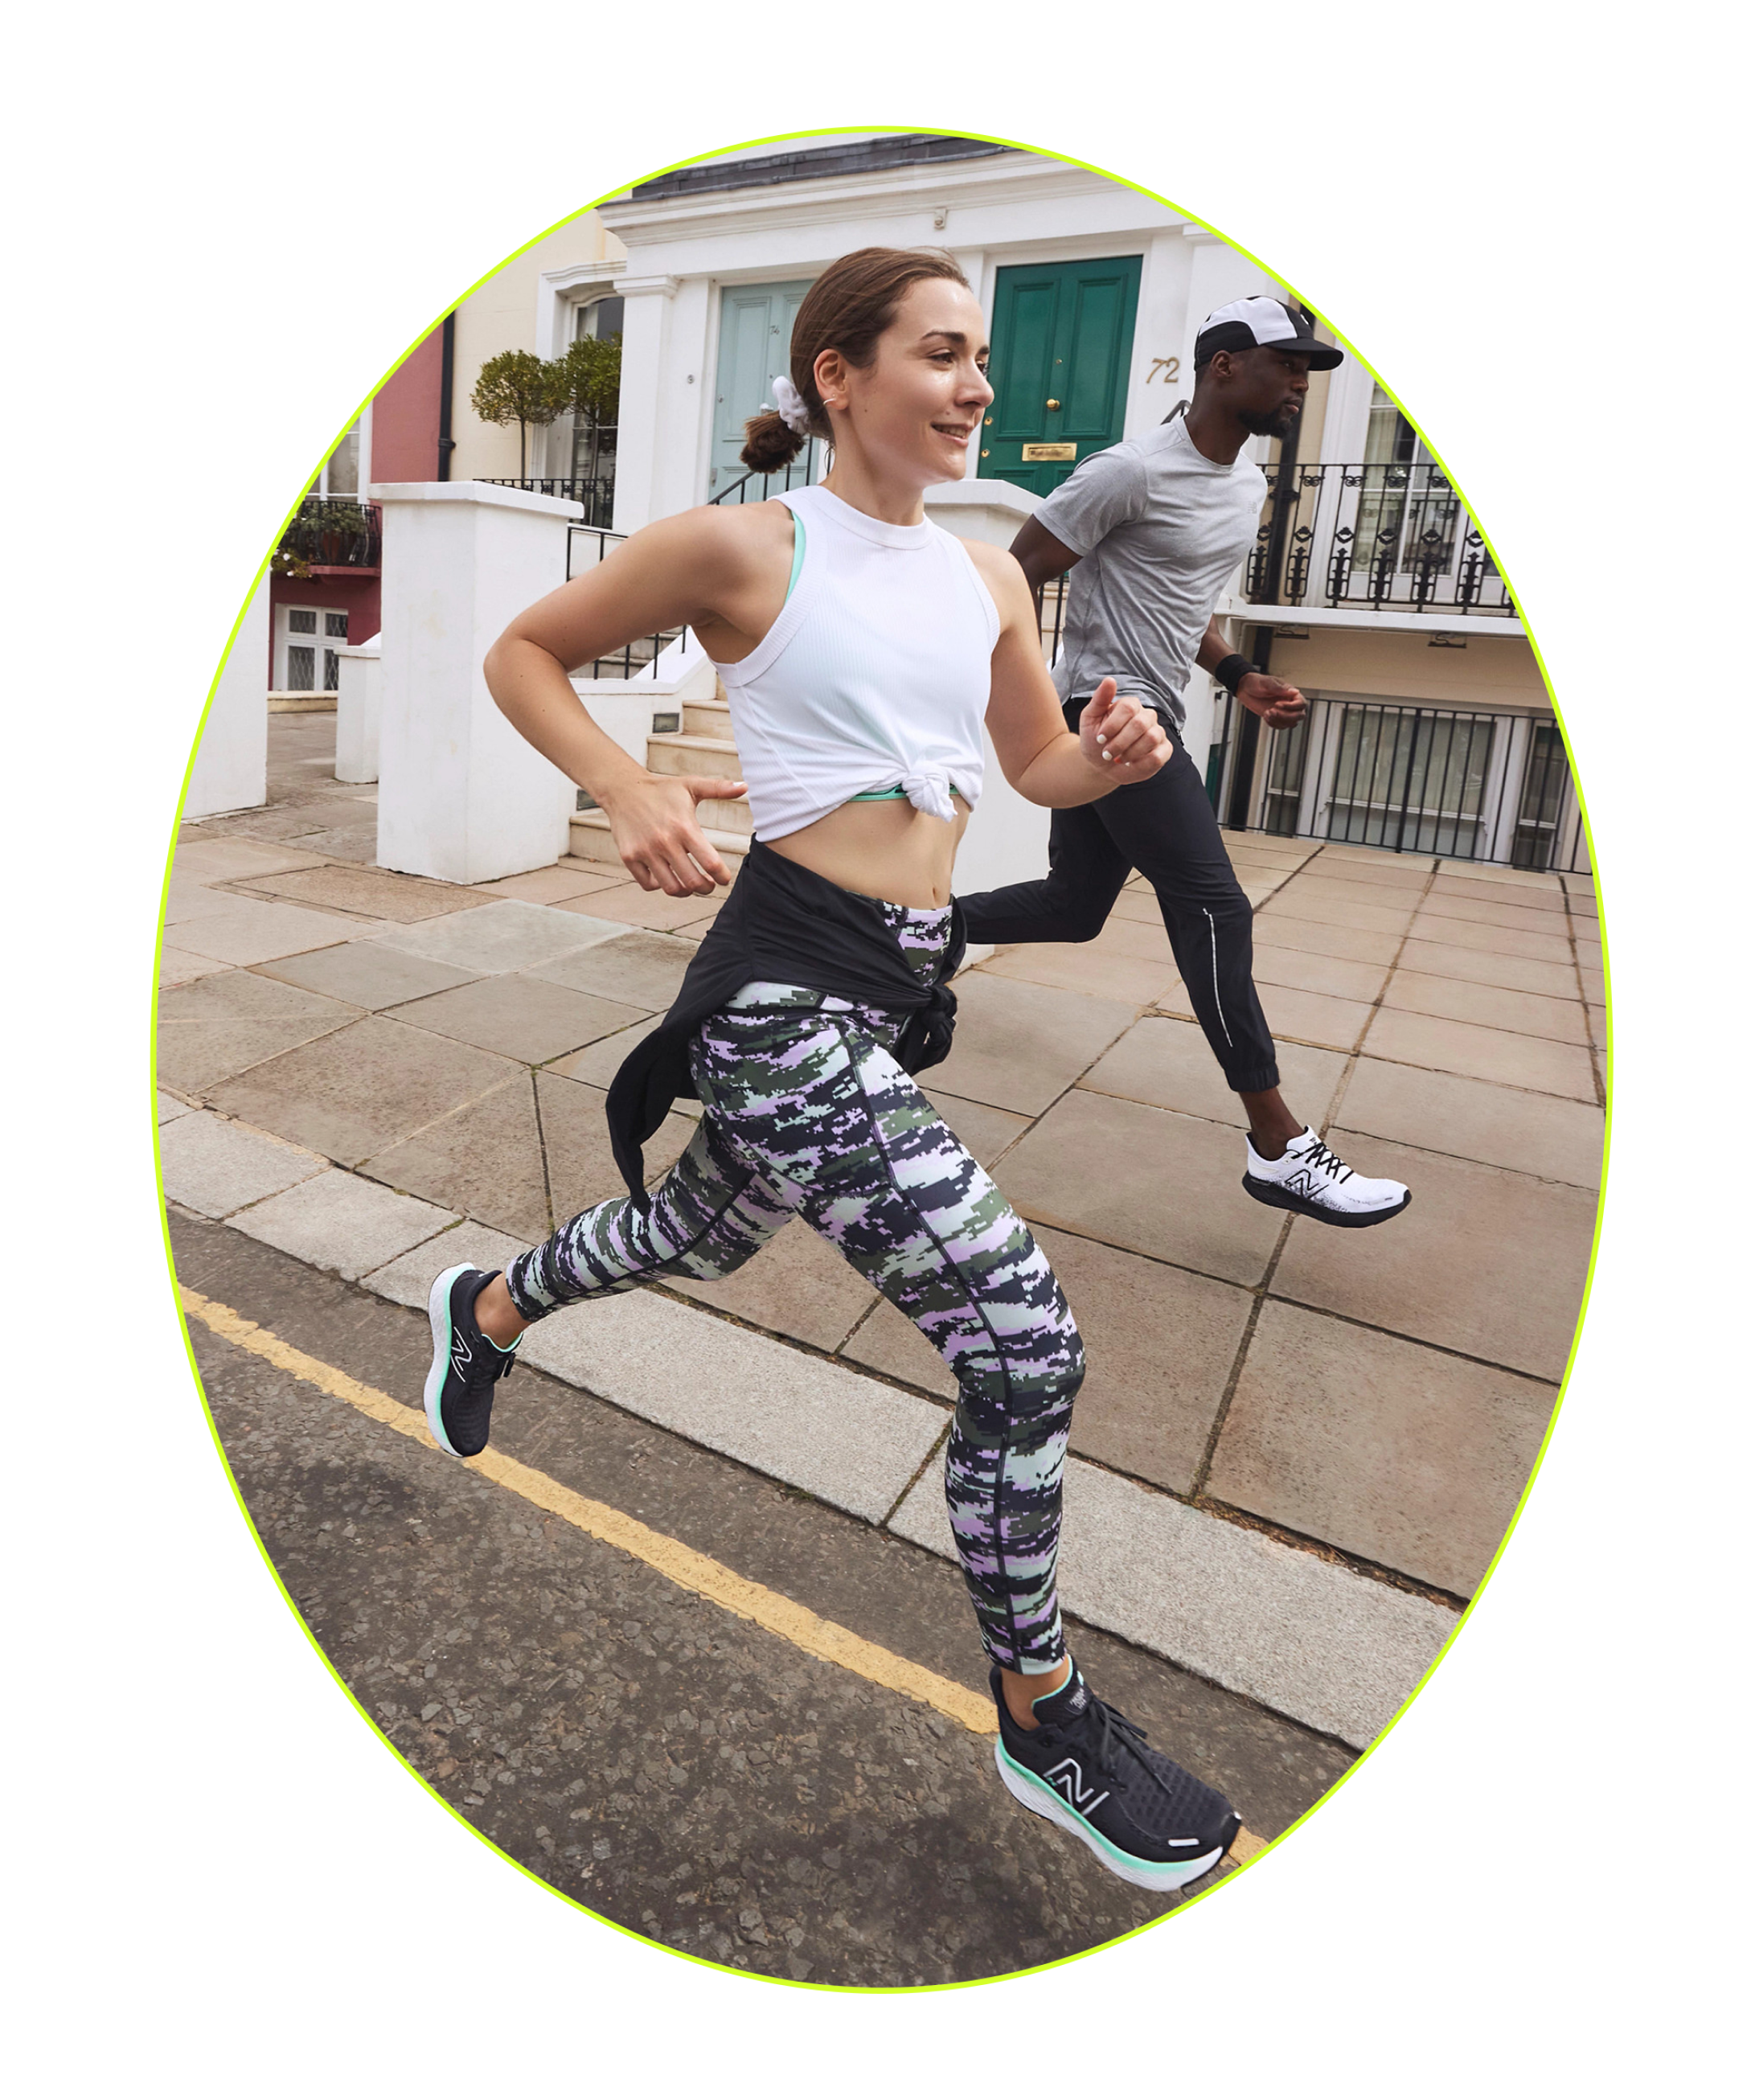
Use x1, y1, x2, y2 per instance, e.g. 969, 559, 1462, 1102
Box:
170, 1209, 1351, 1989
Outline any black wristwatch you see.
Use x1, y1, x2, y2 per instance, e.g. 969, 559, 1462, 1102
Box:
1213, 654, 1257, 695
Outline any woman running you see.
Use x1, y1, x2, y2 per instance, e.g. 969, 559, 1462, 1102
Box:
420, 247, 1240, 1893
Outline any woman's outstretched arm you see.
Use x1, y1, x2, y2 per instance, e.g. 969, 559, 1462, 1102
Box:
484, 508, 776, 896
969, 541, 1171, 806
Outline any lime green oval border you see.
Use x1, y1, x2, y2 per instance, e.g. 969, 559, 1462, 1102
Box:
152, 120, 1611, 1999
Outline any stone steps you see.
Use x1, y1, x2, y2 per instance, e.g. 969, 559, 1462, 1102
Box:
683, 698, 733, 738
568, 684, 751, 862
689, 793, 752, 835
646, 730, 743, 781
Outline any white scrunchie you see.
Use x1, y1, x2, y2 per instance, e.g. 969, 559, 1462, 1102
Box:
769, 374, 813, 437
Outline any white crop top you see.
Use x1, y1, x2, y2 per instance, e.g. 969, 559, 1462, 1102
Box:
711, 482, 999, 841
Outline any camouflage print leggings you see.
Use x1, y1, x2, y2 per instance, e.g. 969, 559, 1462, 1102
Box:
505, 902, 1085, 1675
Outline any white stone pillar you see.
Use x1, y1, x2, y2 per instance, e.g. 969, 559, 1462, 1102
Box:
333, 631, 381, 784
187, 573, 270, 818
924, 477, 1037, 548
609, 273, 679, 535
921, 478, 1052, 896
371, 482, 582, 884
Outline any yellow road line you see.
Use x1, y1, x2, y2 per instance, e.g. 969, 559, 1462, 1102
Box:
184, 1286, 996, 1734
182, 1285, 1266, 1864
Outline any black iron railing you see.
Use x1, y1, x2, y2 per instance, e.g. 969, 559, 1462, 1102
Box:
1206, 691, 1585, 872
708, 437, 823, 507
278, 495, 382, 570
1247, 460, 1512, 617
1031, 461, 1510, 698
478, 475, 615, 529
563, 523, 689, 679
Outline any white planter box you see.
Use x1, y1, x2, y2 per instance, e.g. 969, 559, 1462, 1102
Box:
334, 633, 382, 783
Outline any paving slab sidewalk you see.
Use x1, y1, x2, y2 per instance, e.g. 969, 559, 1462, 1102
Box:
158, 716, 1605, 1753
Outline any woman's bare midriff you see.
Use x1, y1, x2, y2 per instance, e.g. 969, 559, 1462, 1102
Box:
763, 795, 970, 910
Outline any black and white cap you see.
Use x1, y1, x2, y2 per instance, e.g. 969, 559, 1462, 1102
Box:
1195, 297, 1343, 370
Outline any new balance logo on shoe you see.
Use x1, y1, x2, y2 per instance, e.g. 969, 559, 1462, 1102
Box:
451, 1333, 474, 1372
1044, 1756, 1109, 1816
1285, 1169, 1315, 1196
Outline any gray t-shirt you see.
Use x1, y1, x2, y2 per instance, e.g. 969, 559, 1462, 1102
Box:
1039, 416, 1267, 732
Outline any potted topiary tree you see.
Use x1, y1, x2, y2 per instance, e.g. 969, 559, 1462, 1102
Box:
470, 350, 566, 481
555, 332, 620, 446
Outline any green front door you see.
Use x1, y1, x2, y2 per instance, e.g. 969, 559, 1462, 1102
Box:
710, 279, 816, 497
980, 256, 1142, 497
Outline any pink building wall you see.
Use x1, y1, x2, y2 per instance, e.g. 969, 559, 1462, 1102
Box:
258, 326, 448, 675
371, 326, 445, 482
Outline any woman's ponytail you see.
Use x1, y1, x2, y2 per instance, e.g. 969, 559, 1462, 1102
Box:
739, 408, 806, 473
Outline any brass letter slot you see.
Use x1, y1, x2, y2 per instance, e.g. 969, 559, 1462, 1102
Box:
1021, 442, 1077, 462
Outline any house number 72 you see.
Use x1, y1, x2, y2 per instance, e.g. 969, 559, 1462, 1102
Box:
1146, 357, 1181, 383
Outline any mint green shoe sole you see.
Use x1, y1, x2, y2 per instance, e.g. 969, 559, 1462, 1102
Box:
994, 1741, 1230, 1893
423, 1265, 471, 1457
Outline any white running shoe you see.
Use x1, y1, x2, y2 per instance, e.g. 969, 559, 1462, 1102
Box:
1243, 1129, 1410, 1228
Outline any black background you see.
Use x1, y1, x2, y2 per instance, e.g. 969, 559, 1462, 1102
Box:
142, 127, 1621, 1999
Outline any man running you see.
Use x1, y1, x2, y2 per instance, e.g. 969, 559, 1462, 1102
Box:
959, 295, 1409, 1228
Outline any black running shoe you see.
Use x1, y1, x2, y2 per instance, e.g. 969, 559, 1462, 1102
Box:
991, 1665, 1240, 1893
424, 1265, 521, 1458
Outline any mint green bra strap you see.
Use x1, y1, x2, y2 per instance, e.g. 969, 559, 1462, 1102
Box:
784, 509, 806, 604
848, 782, 970, 803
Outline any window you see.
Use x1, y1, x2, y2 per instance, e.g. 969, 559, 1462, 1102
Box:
1261, 716, 1310, 835
577, 294, 623, 344
569, 296, 621, 511
277, 606, 348, 691
1327, 703, 1495, 856
1350, 384, 1466, 591
315, 419, 362, 497
1363, 387, 1419, 469
1512, 723, 1575, 871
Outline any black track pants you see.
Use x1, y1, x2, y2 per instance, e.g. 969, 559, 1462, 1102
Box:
959, 703, 1281, 1094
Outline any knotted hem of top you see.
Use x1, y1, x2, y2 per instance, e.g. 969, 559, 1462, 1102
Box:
604, 839, 967, 1204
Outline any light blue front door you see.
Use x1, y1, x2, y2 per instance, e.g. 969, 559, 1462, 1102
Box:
710, 279, 816, 496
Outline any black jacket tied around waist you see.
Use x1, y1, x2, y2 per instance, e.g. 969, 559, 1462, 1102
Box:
605, 839, 966, 1202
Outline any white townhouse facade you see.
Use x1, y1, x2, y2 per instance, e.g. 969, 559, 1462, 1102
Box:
193, 140, 1579, 1027
502, 131, 1578, 876
592, 133, 1269, 527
